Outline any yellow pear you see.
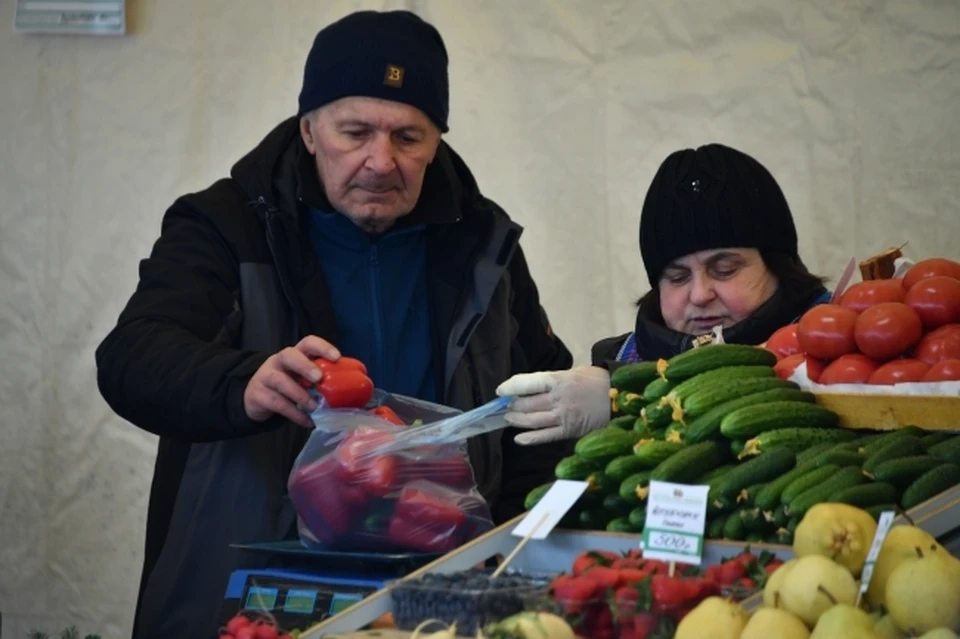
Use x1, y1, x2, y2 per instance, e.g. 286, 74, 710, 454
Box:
741, 607, 810, 639
873, 613, 907, 639
885, 546, 960, 634
763, 558, 797, 608
793, 503, 877, 577
811, 604, 876, 639
780, 555, 858, 627
674, 596, 748, 639
917, 630, 960, 639
866, 525, 944, 608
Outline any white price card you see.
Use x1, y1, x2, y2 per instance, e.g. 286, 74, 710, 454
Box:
512, 480, 588, 540
859, 511, 896, 594
641, 481, 710, 565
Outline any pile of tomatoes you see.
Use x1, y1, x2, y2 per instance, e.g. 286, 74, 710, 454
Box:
545, 549, 782, 639
767, 257, 960, 385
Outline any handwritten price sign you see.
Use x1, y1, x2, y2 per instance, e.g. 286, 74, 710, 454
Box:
642, 480, 709, 565
645, 530, 700, 556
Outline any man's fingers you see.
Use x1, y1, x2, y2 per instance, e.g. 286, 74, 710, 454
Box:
277, 348, 324, 383
509, 394, 552, 414
514, 426, 565, 446
264, 388, 314, 427
495, 371, 556, 397
264, 370, 317, 410
504, 410, 559, 430
296, 335, 341, 361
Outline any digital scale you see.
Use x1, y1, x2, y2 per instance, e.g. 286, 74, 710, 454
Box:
220, 540, 444, 633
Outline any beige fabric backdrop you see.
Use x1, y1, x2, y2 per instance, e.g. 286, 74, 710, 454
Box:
1, 0, 958, 635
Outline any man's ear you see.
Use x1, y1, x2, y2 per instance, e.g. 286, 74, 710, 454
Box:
300, 115, 317, 154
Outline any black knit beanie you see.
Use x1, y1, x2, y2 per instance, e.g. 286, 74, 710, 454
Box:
639, 143, 799, 286
298, 10, 450, 132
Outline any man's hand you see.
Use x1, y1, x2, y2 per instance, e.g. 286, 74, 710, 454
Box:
495, 366, 611, 445
243, 335, 341, 427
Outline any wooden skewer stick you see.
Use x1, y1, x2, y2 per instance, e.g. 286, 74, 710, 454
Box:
492, 512, 550, 578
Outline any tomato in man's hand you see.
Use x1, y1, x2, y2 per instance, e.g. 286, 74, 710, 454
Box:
903, 257, 960, 290
766, 323, 801, 360
868, 359, 930, 385
819, 353, 880, 385
904, 275, 960, 329
797, 304, 859, 361
839, 279, 905, 312
854, 302, 924, 360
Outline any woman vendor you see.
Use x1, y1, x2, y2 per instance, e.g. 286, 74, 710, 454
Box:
497, 143, 831, 446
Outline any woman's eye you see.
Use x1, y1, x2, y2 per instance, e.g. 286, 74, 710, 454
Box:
665, 274, 689, 285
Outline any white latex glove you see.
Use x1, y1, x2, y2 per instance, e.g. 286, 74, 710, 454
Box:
495, 366, 611, 446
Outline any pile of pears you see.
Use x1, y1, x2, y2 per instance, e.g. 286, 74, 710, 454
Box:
672, 502, 960, 638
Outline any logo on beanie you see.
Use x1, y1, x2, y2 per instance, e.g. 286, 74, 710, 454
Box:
384, 64, 405, 88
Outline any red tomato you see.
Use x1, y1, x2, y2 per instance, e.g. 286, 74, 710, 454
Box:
914, 324, 960, 365
854, 302, 924, 360
904, 275, 960, 329
819, 353, 880, 385
868, 359, 931, 385
839, 279, 906, 312
766, 324, 801, 360
797, 304, 859, 361
923, 359, 960, 381
774, 353, 825, 382
903, 258, 960, 290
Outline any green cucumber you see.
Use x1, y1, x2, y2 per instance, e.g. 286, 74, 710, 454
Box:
901, 463, 960, 509
730, 439, 747, 457
611, 361, 661, 393
722, 507, 749, 540
679, 377, 800, 422
683, 387, 816, 444
846, 432, 883, 450
619, 471, 653, 503
642, 377, 677, 403
650, 440, 729, 483
769, 503, 791, 529
633, 440, 685, 467
786, 515, 801, 533
738, 483, 768, 508
616, 391, 646, 416
664, 422, 685, 443
712, 448, 797, 499
739, 507, 769, 534
746, 532, 766, 543
754, 460, 818, 510
605, 455, 650, 482
829, 482, 901, 508
795, 442, 836, 464
602, 493, 634, 516
873, 456, 946, 489
709, 492, 737, 515
812, 447, 864, 468
770, 528, 794, 545
921, 432, 955, 448
720, 401, 840, 440
695, 464, 737, 485
640, 399, 674, 429
863, 435, 926, 476
661, 344, 778, 382
578, 509, 613, 531
607, 415, 638, 431
555, 455, 604, 480
787, 466, 866, 518
662, 365, 776, 405
707, 516, 726, 539
862, 426, 928, 456
606, 517, 636, 533
524, 482, 554, 510
586, 471, 619, 495
928, 436, 960, 466
740, 428, 858, 459
781, 465, 842, 505
865, 503, 899, 521
633, 419, 659, 437
575, 427, 640, 460
628, 505, 647, 530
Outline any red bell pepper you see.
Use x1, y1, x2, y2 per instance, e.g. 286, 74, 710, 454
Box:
287, 456, 361, 544
370, 405, 405, 425
336, 427, 400, 495
394, 485, 467, 528
386, 515, 461, 554
395, 453, 474, 488
300, 356, 375, 409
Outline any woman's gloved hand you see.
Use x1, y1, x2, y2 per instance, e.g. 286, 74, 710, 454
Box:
495, 366, 611, 445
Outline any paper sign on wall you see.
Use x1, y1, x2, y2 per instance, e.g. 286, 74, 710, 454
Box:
15, 1, 125, 35
641, 480, 710, 565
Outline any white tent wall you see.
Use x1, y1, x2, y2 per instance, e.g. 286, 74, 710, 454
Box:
1, 0, 958, 635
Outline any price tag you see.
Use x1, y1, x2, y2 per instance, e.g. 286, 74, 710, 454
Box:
512, 480, 588, 540
641, 481, 710, 565
859, 511, 896, 594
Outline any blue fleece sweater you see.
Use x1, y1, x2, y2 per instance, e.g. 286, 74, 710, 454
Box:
306, 209, 436, 401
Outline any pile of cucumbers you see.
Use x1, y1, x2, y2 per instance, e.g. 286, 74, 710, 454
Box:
523, 343, 960, 544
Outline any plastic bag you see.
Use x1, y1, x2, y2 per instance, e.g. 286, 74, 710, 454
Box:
287, 397, 510, 554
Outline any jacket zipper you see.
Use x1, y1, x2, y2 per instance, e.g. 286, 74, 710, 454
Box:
259, 198, 309, 339
368, 244, 385, 379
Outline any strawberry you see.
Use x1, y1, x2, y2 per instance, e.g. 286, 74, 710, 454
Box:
582, 565, 621, 590
641, 559, 670, 575
703, 564, 721, 584
572, 550, 618, 576
651, 575, 701, 610
614, 585, 641, 620
619, 625, 637, 639
632, 612, 658, 639
617, 567, 652, 587
625, 548, 644, 560
612, 556, 645, 570
717, 559, 747, 585
551, 574, 599, 614
735, 576, 757, 591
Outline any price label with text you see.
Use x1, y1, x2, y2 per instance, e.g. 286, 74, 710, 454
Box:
641, 480, 710, 565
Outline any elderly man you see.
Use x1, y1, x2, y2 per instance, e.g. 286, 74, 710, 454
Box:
95, 10, 572, 638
